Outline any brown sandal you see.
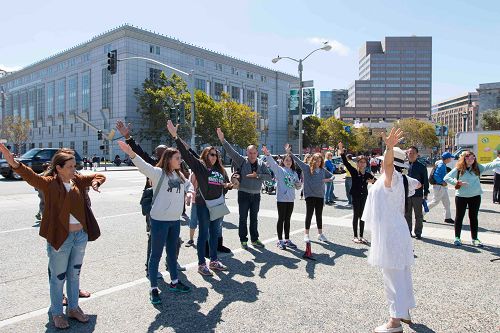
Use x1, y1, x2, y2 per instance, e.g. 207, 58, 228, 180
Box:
53, 315, 69, 329
67, 307, 89, 323
79, 289, 91, 298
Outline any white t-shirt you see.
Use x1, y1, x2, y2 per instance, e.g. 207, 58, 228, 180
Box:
63, 181, 81, 225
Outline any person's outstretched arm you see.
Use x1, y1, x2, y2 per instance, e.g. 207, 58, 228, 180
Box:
217, 128, 245, 166
382, 128, 404, 188
285, 144, 308, 172
338, 142, 357, 176
116, 120, 155, 165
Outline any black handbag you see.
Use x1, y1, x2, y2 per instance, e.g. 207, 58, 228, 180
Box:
140, 172, 166, 216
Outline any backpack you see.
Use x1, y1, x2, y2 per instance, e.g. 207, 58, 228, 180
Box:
429, 165, 437, 185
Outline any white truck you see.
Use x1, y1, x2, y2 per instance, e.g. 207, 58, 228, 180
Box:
450, 130, 500, 178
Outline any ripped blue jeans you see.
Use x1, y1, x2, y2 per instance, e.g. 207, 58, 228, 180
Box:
47, 230, 88, 315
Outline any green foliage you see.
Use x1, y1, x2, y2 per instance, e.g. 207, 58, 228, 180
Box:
302, 116, 322, 148
393, 118, 439, 149
134, 72, 191, 145
481, 109, 500, 130
219, 93, 258, 148
350, 126, 382, 153
317, 117, 352, 149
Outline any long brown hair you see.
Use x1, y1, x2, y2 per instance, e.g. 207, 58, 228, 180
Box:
200, 146, 227, 178
156, 148, 186, 182
309, 153, 324, 175
46, 149, 75, 177
456, 150, 480, 176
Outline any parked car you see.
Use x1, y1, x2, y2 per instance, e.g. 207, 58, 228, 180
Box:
331, 156, 345, 174
0, 148, 83, 180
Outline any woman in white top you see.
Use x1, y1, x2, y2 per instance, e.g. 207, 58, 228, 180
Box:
362, 128, 421, 333
118, 142, 194, 304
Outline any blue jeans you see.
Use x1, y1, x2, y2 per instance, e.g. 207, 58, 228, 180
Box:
238, 191, 261, 242
345, 177, 352, 204
188, 203, 199, 229
149, 218, 180, 287
196, 204, 221, 265
47, 230, 88, 315
324, 182, 333, 202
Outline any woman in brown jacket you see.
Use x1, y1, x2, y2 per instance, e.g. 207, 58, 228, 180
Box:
0, 144, 105, 329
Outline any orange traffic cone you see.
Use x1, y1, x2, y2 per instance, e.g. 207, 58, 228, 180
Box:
302, 241, 316, 260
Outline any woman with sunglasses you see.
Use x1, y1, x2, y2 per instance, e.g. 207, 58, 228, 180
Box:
167, 120, 233, 276
444, 151, 500, 247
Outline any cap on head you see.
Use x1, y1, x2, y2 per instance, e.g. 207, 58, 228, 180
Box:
441, 152, 453, 160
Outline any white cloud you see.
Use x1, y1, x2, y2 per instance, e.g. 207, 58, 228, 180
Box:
308, 37, 350, 56
0, 64, 23, 73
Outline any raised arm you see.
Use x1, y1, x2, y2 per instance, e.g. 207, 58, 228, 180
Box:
166, 120, 206, 176
338, 142, 357, 176
262, 146, 281, 175
217, 128, 245, 166
117, 141, 160, 181
479, 160, 500, 174
382, 128, 404, 188
443, 167, 459, 186
117, 120, 156, 165
0, 143, 50, 191
75, 173, 106, 193
285, 144, 308, 171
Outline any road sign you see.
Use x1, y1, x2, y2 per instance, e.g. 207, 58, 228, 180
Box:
290, 80, 314, 89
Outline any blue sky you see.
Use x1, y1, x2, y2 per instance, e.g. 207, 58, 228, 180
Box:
0, 0, 498, 103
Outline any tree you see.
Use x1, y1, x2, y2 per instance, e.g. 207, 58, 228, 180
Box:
350, 126, 382, 154
481, 109, 500, 130
393, 118, 439, 149
194, 90, 224, 146
316, 117, 352, 149
134, 72, 191, 146
1, 115, 31, 153
302, 116, 323, 148
219, 92, 258, 148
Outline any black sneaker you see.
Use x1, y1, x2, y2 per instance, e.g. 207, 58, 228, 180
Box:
415, 235, 422, 240
150, 288, 161, 304
444, 218, 455, 224
169, 281, 191, 293
185, 239, 195, 247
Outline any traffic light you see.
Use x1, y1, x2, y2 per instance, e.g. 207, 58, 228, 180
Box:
107, 50, 117, 74
97, 130, 103, 140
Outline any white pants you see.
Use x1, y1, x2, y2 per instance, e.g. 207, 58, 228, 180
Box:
381, 266, 416, 318
427, 185, 452, 219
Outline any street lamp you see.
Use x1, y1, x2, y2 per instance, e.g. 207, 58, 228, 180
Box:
271, 43, 331, 158
462, 111, 468, 132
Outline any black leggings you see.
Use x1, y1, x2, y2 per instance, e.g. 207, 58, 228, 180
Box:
277, 202, 294, 240
352, 194, 367, 238
454, 195, 481, 239
305, 197, 324, 230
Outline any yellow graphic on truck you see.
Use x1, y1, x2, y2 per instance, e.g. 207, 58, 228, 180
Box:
477, 134, 500, 164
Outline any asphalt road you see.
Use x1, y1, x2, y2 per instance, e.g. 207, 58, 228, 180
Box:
0, 168, 498, 333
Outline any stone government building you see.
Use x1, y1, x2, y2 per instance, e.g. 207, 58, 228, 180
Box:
0, 24, 298, 157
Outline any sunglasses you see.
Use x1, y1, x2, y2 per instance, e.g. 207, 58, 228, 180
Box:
465, 155, 475, 159
209, 153, 217, 157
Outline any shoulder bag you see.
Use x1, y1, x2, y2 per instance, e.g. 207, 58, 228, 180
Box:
198, 186, 230, 221
139, 172, 166, 216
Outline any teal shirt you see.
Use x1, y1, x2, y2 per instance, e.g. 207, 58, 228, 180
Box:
444, 160, 500, 197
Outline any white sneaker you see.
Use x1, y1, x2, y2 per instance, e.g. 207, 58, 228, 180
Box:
318, 234, 328, 242
303, 234, 310, 243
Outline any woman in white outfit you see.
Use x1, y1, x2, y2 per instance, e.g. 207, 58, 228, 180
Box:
362, 128, 421, 333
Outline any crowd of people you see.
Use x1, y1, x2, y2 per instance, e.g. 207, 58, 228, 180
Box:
1, 121, 499, 332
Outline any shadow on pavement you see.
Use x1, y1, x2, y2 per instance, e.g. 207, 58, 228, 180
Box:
409, 322, 437, 333
147, 256, 259, 332
246, 246, 301, 278
44, 314, 97, 332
